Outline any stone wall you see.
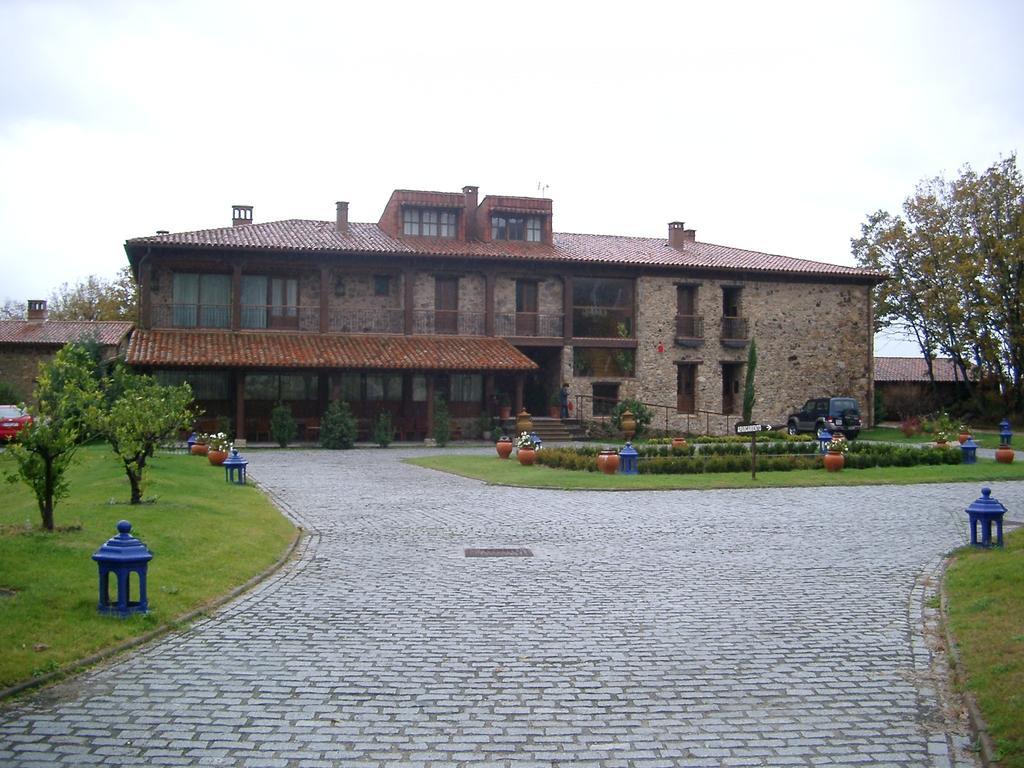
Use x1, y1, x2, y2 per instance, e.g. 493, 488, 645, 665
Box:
0, 348, 51, 403
565, 275, 873, 434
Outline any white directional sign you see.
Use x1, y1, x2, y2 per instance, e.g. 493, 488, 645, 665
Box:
735, 423, 774, 435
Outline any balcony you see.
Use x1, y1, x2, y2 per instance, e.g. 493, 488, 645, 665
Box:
675, 315, 704, 347
413, 309, 485, 336
241, 304, 319, 331
720, 316, 749, 348
495, 312, 564, 338
329, 308, 404, 334
152, 303, 231, 329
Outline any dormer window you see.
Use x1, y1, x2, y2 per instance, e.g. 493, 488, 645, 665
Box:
492, 215, 543, 242
403, 207, 457, 238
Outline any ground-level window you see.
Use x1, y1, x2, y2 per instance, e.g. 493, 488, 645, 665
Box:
592, 383, 619, 416
366, 374, 403, 401
573, 347, 635, 377
154, 369, 230, 400
245, 373, 318, 401
450, 374, 482, 402
412, 375, 428, 402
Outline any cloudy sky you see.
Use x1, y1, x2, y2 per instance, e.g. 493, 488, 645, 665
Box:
2, 0, 1022, 354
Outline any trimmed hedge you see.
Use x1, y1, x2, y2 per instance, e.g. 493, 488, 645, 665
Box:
533, 443, 962, 475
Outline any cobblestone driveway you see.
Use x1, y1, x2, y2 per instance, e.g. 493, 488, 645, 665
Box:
3, 448, 1016, 767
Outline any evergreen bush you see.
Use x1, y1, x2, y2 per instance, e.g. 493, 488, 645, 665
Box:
320, 400, 357, 449
372, 412, 394, 448
269, 402, 297, 448
432, 398, 451, 446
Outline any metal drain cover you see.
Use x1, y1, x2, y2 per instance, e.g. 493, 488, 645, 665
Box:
465, 547, 533, 558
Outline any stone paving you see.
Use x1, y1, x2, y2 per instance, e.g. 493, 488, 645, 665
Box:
2, 447, 1018, 767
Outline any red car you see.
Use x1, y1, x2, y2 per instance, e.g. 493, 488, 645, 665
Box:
0, 405, 32, 441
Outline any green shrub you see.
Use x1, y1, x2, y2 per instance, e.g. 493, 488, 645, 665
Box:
372, 412, 394, 448
269, 402, 297, 448
320, 400, 357, 449
432, 398, 451, 446
610, 399, 654, 437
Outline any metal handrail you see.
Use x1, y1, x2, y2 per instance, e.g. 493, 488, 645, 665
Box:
570, 392, 737, 436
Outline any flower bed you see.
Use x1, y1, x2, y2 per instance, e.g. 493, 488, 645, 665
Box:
534, 442, 962, 474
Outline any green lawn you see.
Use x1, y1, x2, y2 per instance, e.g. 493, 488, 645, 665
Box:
0, 444, 296, 691
860, 425, 1007, 449
946, 529, 1024, 767
407, 453, 1024, 490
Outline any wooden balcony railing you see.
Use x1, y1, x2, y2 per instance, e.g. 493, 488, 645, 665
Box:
152, 304, 232, 329
720, 316, 749, 343
412, 310, 485, 336
495, 312, 564, 338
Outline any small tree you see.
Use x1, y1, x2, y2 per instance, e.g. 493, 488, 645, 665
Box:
98, 366, 195, 504
372, 412, 394, 448
610, 398, 653, 438
5, 343, 101, 530
742, 337, 758, 423
270, 403, 297, 448
432, 397, 451, 446
320, 400, 357, 449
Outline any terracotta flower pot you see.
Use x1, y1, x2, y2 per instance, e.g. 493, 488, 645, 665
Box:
996, 446, 1015, 464
671, 437, 687, 450
935, 440, 948, 449
207, 449, 229, 466
823, 450, 845, 472
496, 438, 513, 459
958, 432, 971, 445
600, 449, 619, 475
549, 406, 561, 419
499, 406, 511, 420
191, 443, 208, 456
517, 447, 536, 466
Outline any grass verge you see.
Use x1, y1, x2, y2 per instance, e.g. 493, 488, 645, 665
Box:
945, 529, 1024, 767
0, 444, 295, 690
407, 453, 1024, 490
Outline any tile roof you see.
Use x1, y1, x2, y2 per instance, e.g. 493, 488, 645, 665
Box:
127, 220, 883, 282
874, 357, 967, 383
0, 320, 132, 347
127, 330, 539, 371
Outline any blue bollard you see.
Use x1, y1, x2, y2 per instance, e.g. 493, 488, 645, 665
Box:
619, 441, 639, 475
965, 487, 1006, 548
92, 521, 154, 617
999, 418, 1012, 446
960, 437, 978, 465
223, 448, 248, 484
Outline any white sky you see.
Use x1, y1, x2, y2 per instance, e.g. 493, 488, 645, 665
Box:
2, 0, 1022, 356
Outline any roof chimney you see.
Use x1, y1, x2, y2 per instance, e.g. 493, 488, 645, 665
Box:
27, 299, 47, 321
463, 185, 479, 240
232, 205, 253, 227
336, 201, 349, 233
668, 221, 696, 249
156, 229, 169, 235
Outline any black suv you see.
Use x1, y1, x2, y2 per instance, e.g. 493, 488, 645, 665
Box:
786, 397, 862, 439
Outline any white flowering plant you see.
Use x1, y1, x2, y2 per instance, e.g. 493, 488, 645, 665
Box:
514, 431, 541, 450
826, 438, 848, 454
203, 432, 233, 452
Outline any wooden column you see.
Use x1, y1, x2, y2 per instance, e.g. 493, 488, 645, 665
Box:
426, 376, 435, 436
515, 374, 525, 413
320, 265, 330, 333
231, 263, 242, 330
317, 373, 328, 415
235, 371, 245, 441
562, 275, 573, 340
484, 271, 495, 336
404, 268, 415, 335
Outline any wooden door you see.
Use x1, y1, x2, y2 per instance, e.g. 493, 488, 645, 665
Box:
677, 363, 696, 414
516, 280, 538, 336
435, 276, 458, 334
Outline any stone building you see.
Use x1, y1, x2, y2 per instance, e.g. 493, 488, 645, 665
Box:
123, 186, 883, 439
0, 300, 132, 402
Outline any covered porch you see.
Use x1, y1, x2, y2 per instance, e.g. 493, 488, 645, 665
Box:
127, 329, 538, 441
